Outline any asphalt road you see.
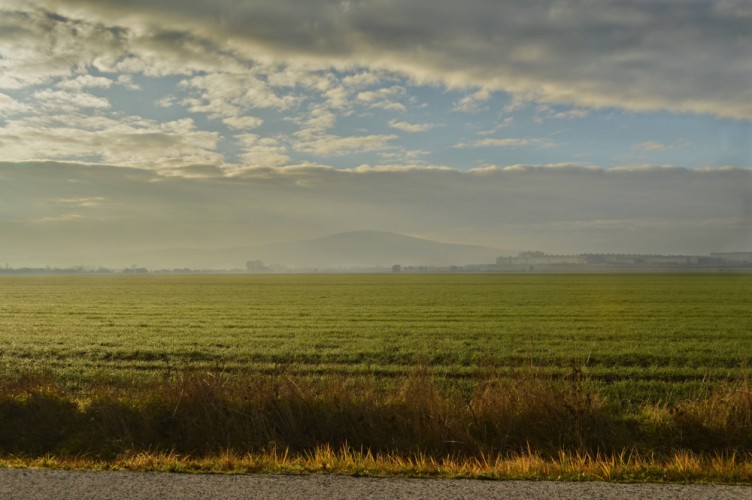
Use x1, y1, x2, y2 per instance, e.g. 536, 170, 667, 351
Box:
1, 469, 750, 500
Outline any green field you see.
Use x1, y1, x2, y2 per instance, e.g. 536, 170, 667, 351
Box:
1, 273, 750, 405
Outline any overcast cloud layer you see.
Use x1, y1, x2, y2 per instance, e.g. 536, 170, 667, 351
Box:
2, 162, 750, 267
0, 0, 750, 265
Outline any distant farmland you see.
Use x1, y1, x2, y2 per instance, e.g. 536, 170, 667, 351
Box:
1, 274, 750, 404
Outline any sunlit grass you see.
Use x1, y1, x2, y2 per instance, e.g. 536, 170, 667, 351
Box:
2, 446, 751, 484
1, 274, 750, 405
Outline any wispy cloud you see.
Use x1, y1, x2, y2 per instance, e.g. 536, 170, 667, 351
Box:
222, 115, 264, 130
534, 104, 590, 123
32, 213, 86, 223
356, 86, 406, 112
634, 140, 693, 152
455, 137, 558, 149
55, 75, 114, 90
0, 93, 30, 115
53, 197, 106, 208
33, 90, 111, 111
293, 134, 398, 156
452, 89, 491, 114
388, 120, 434, 133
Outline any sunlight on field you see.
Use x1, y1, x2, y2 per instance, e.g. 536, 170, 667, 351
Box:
1, 274, 750, 405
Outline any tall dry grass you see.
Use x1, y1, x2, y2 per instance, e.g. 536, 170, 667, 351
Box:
0, 368, 750, 462
2, 447, 751, 482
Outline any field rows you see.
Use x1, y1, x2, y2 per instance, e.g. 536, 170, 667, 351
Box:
1, 274, 750, 403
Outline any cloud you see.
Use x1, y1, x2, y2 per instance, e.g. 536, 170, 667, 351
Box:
33, 89, 111, 111
3, 0, 752, 124
16, 0, 751, 120
549, 109, 589, 120
388, 120, 434, 133
533, 104, 590, 123
635, 141, 671, 152
452, 88, 491, 114
116, 75, 140, 90
322, 86, 350, 110
53, 197, 106, 208
56, 75, 114, 90
32, 213, 86, 223
294, 104, 337, 139
0, 5, 127, 89
0, 116, 221, 169
356, 86, 406, 111
222, 115, 264, 130
179, 72, 295, 127
1, 162, 749, 266
0, 92, 30, 115
342, 72, 384, 88
379, 149, 431, 162
293, 134, 398, 156
634, 140, 693, 152
455, 137, 558, 149
155, 96, 177, 108
234, 134, 290, 168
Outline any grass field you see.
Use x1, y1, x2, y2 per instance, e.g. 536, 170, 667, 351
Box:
1, 273, 751, 480
1, 274, 750, 403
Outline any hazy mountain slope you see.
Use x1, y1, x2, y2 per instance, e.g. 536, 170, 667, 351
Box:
115, 231, 508, 269
246, 231, 505, 268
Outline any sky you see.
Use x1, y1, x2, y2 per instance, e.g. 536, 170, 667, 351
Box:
0, 0, 751, 267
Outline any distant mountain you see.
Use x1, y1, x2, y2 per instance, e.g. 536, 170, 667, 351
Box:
114, 231, 509, 269
246, 231, 507, 268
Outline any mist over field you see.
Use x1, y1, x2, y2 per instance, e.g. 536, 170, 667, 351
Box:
1, 162, 750, 268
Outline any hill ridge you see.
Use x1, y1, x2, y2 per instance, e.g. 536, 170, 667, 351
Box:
114, 231, 509, 269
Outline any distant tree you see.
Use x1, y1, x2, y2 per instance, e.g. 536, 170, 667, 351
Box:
246, 260, 269, 272
123, 266, 148, 274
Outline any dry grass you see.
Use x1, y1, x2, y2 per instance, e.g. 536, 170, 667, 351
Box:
1, 447, 750, 483
0, 368, 750, 482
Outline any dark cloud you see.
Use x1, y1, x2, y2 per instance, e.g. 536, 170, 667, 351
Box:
22, 0, 752, 118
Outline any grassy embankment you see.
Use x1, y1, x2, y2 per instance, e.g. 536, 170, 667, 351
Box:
0, 274, 750, 481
